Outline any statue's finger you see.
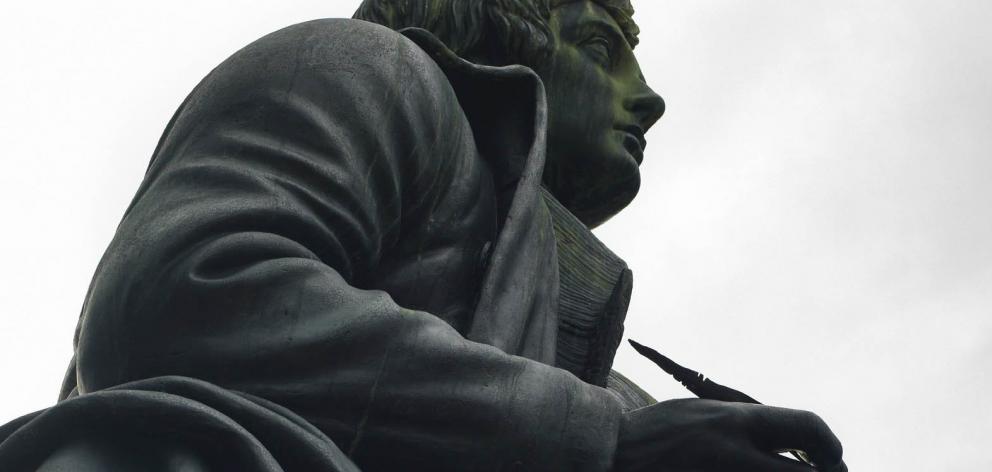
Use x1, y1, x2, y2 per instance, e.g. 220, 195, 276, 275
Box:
749, 406, 844, 469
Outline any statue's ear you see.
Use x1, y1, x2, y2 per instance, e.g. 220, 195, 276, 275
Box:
401, 27, 546, 192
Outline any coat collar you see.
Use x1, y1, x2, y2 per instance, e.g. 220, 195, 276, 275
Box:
401, 29, 631, 387
401, 27, 560, 364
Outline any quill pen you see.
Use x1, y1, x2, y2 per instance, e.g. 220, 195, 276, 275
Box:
628, 339, 815, 467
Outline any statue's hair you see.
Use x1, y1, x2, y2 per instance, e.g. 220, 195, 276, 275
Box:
353, 0, 638, 63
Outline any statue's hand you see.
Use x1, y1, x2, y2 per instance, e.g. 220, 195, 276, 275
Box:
614, 398, 846, 472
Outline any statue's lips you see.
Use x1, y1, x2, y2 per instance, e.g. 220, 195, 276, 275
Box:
616, 124, 646, 164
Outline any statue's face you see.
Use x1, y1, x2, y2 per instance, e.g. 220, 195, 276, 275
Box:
531, 1, 664, 227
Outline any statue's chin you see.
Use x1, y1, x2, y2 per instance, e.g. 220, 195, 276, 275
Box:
572, 172, 640, 228
547, 164, 641, 229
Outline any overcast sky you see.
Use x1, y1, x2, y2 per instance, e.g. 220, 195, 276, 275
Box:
1, 1, 990, 470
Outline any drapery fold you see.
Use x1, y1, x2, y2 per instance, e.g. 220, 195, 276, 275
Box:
5, 19, 627, 471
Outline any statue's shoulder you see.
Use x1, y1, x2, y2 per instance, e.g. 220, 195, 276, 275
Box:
227, 18, 441, 80
255, 18, 419, 55
274, 17, 398, 39
186, 18, 449, 110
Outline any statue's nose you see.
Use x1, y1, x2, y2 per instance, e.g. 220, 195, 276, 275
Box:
626, 84, 665, 132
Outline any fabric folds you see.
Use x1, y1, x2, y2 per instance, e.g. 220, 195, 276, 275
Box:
1, 18, 644, 471
0, 376, 360, 471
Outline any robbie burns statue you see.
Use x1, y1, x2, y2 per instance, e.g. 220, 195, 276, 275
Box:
0, 1, 846, 470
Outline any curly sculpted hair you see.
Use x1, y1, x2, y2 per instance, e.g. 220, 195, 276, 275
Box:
353, 0, 638, 64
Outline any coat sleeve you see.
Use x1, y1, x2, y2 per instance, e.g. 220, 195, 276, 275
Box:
73, 19, 623, 471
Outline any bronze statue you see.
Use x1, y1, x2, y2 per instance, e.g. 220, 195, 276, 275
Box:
0, 1, 846, 470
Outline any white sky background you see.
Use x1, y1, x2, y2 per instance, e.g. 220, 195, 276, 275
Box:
0, 1, 989, 470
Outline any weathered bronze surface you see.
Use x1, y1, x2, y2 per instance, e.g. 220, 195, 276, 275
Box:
0, 2, 845, 471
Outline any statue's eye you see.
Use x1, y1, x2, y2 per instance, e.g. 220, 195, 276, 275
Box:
581, 36, 613, 67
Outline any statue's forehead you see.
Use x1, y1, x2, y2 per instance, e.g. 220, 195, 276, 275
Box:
550, 0, 639, 48
550, 0, 635, 17
551, 0, 633, 9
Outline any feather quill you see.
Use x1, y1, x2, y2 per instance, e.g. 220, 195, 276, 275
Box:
628, 339, 815, 467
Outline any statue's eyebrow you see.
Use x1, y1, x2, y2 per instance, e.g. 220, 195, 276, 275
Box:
576, 16, 629, 49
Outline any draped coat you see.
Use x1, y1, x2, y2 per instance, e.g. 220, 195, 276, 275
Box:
0, 19, 653, 471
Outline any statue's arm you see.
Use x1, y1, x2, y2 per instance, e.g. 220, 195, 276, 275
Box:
72, 19, 622, 471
